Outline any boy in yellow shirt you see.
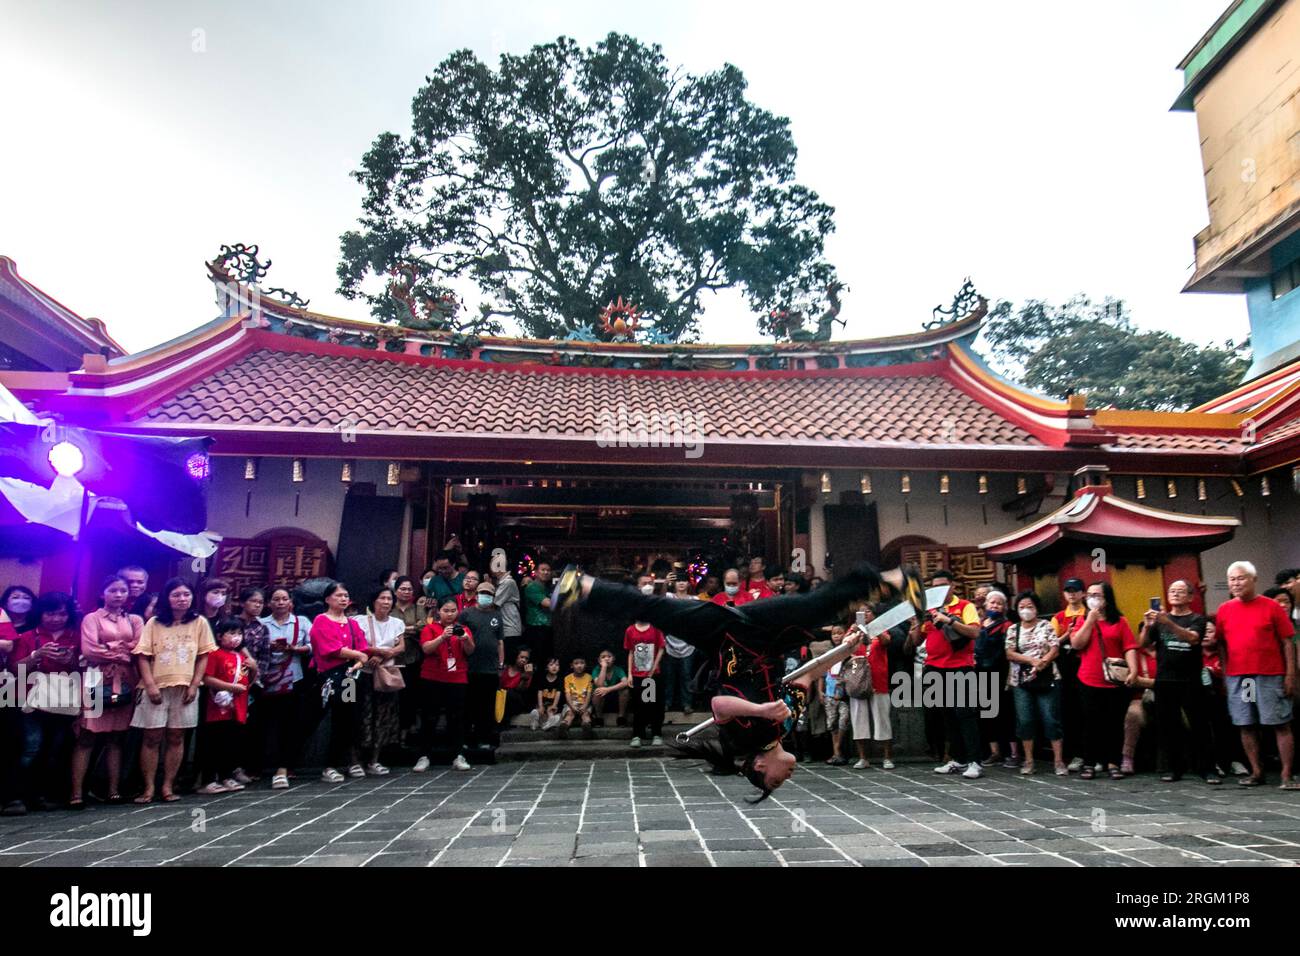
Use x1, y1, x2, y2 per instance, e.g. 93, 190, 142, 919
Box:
561, 655, 595, 738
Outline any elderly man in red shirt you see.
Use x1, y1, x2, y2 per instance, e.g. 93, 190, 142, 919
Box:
1215, 560, 1296, 789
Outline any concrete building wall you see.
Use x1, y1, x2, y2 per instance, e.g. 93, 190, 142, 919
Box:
1190, 1, 1300, 278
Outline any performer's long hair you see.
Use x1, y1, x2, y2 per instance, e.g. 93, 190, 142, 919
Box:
671, 737, 773, 804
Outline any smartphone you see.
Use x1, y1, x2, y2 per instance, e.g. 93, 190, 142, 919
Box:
1149, 597, 1161, 611
855, 609, 867, 628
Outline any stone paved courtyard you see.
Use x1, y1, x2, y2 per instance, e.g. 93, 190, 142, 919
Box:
3, 760, 1300, 867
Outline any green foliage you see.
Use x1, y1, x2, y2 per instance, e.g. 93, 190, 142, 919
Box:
337, 33, 838, 341
977, 296, 1250, 411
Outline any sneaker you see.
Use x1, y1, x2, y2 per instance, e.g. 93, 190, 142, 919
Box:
366, 762, 390, 776
346, 764, 366, 779
221, 778, 246, 791
451, 755, 471, 771
629, 737, 642, 749
980, 754, 1002, 767
651, 736, 663, 746
933, 760, 963, 775
962, 762, 984, 780
853, 759, 869, 770
1068, 757, 1084, 772
882, 759, 895, 770
320, 768, 345, 783
529, 712, 540, 731
232, 769, 254, 785
827, 755, 848, 766
1055, 764, 1069, 776
412, 757, 431, 773
1002, 756, 1023, 769
1230, 761, 1250, 776
542, 713, 563, 731
2, 800, 28, 817
683, 706, 693, 716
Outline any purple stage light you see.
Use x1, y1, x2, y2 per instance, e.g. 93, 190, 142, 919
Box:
48, 440, 85, 478
185, 453, 211, 480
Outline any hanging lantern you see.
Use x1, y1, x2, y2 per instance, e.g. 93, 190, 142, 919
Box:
1197, 478, 1207, 501
1230, 478, 1244, 497
1166, 478, 1177, 499
1016, 475, 1027, 496
1261, 475, 1271, 497
291, 459, 305, 483
340, 461, 354, 483
939, 473, 951, 495
859, 473, 872, 495
978, 473, 989, 495
243, 457, 258, 481
1136, 478, 1147, 500
900, 472, 911, 494
386, 461, 401, 486
820, 472, 832, 494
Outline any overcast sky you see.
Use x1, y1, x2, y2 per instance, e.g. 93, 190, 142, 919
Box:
0, 0, 1246, 353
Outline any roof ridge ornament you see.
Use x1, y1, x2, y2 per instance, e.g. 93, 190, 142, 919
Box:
926, 278, 986, 330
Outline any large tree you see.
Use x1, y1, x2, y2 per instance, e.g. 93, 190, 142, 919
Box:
977, 296, 1250, 411
337, 33, 838, 342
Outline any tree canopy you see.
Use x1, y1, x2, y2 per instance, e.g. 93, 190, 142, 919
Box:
976, 296, 1250, 411
337, 33, 839, 342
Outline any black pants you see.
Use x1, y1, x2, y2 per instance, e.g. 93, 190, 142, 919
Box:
926, 664, 983, 764
1155, 679, 1215, 777
200, 720, 244, 782
420, 680, 466, 758
632, 675, 665, 739
1057, 651, 1084, 761
1080, 683, 1128, 768
978, 672, 1015, 755
258, 687, 304, 770
323, 685, 360, 769
523, 624, 552, 664
582, 566, 886, 663
465, 673, 500, 747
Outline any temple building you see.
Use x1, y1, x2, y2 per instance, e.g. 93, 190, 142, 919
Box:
1, 254, 1297, 616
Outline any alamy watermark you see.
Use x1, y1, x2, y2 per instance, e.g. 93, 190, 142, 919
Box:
595, 404, 705, 459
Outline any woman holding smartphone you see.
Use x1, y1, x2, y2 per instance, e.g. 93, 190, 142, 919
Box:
257, 586, 313, 789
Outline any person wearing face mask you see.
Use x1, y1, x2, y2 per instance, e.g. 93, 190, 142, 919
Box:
12, 592, 81, 811
1, 585, 36, 635
975, 590, 1018, 768
1071, 582, 1139, 780
131, 579, 217, 803
459, 580, 506, 749
1004, 591, 1066, 775
196, 578, 232, 630
197, 618, 253, 794
711, 568, 751, 607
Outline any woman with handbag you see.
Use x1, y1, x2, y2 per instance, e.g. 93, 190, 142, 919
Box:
1004, 591, 1066, 776
310, 582, 375, 783
352, 586, 405, 775
1070, 582, 1139, 780
848, 610, 896, 770
69, 575, 143, 808
258, 586, 313, 789
13, 592, 82, 810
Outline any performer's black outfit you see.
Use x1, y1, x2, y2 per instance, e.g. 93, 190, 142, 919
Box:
578, 566, 887, 756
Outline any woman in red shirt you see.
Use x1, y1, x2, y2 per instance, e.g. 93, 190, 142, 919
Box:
1071, 582, 1139, 779
414, 597, 475, 772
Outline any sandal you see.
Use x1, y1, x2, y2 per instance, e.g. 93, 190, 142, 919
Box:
67, 799, 86, 811
133, 793, 155, 805
197, 782, 229, 795
106, 794, 125, 804
1020, 764, 1037, 775
1279, 779, 1300, 791
161, 792, 181, 803
1109, 768, 1125, 780
271, 774, 290, 789
1237, 775, 1264, 788
1079, 768, 1096, 780
1161, 773, 1183, 783
1054, 764, 1070, 776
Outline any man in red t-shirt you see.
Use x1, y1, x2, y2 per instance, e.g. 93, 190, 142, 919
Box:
712, 568, 751, 607
744, 557, 776, 602
1215, 561, 1296, 788
905, 569, 984, 778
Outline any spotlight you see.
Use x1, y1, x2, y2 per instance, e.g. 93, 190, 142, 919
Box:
48, 441, 84, 478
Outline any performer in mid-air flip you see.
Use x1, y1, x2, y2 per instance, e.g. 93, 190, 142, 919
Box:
553, 563, 925, 802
